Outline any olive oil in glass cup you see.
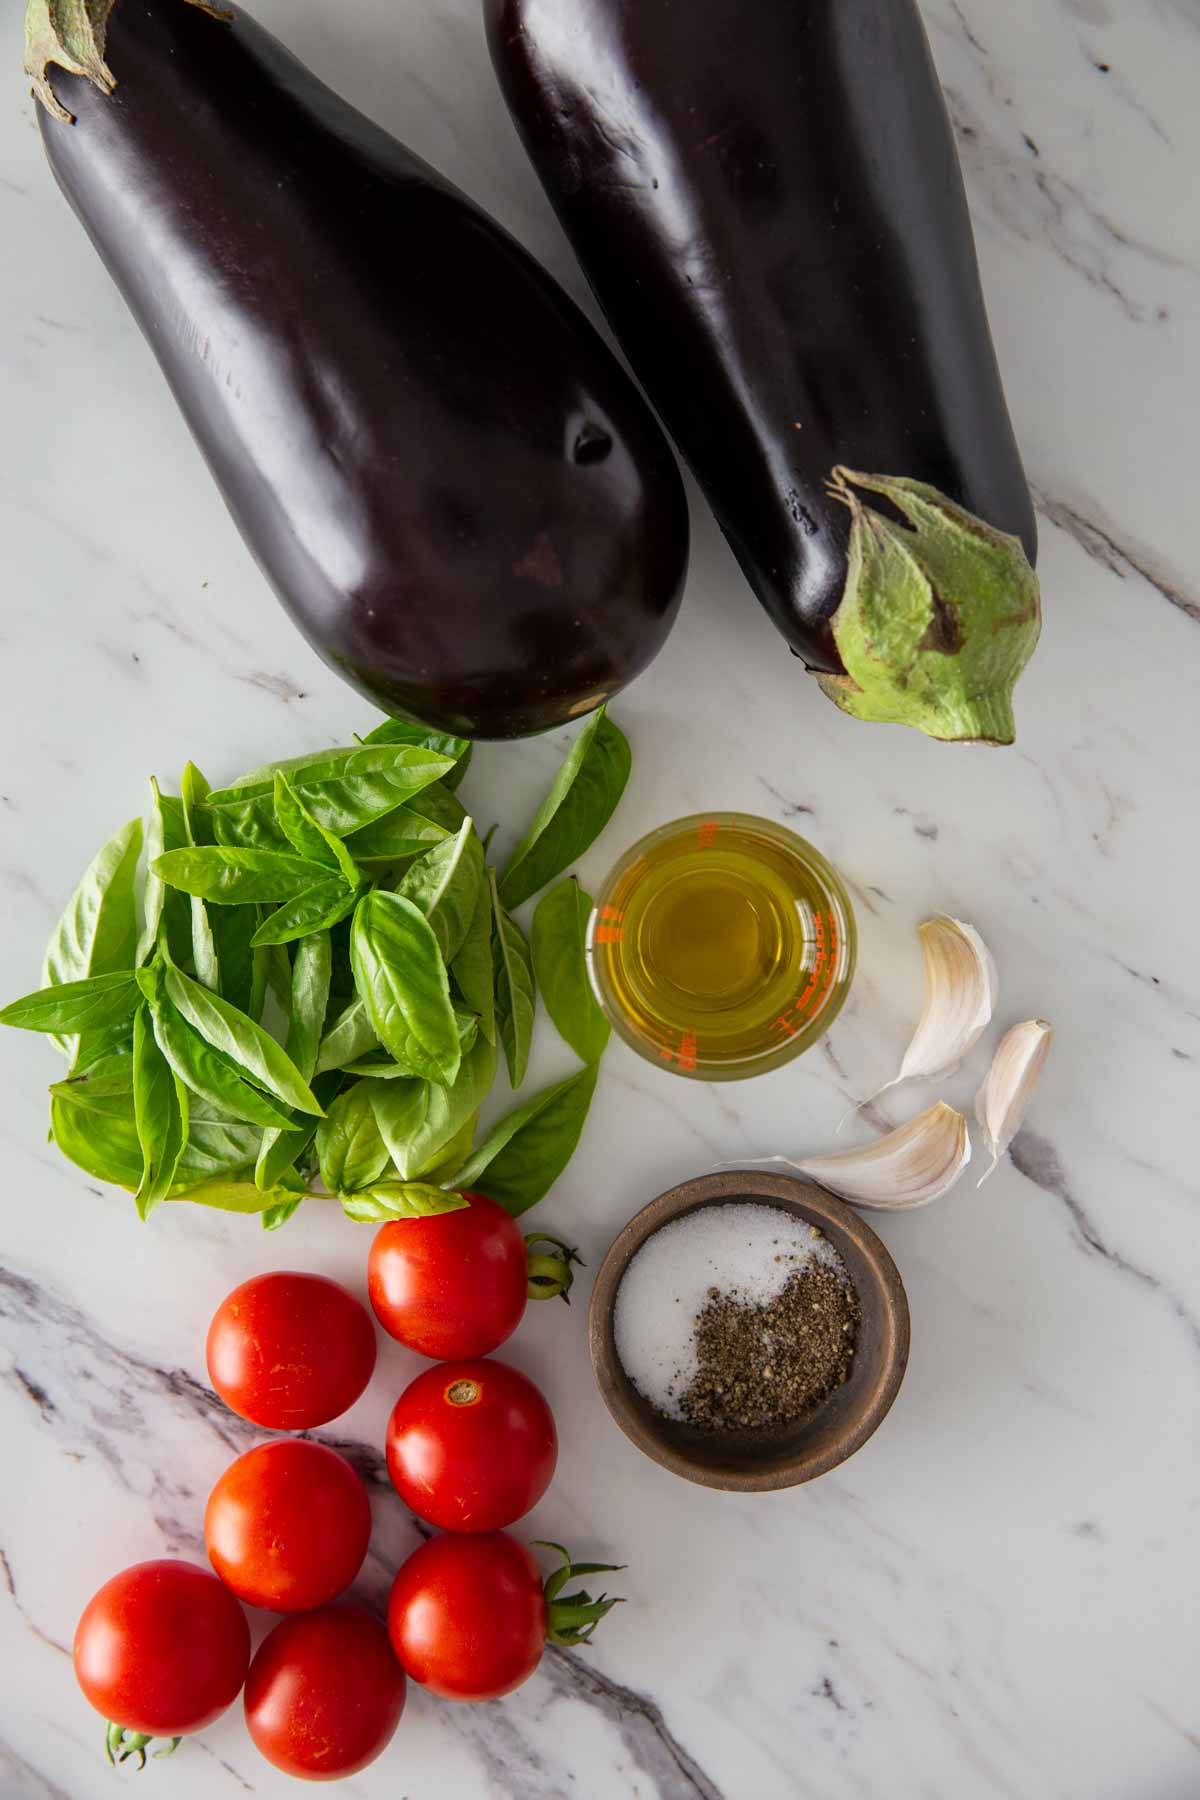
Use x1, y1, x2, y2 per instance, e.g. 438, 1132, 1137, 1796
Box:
586, 813, 856, 1081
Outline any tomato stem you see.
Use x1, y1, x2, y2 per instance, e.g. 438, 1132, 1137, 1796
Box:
104, 1722, 182, 1769
533, 1541, 625, 1647
524, 1231, 583, 1304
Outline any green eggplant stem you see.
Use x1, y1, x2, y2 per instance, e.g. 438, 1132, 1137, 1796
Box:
815, 468, 1043, 745
25, 0, 230, 124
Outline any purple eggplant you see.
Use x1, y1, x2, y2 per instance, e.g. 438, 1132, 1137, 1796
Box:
484, 0, 1041, 742
25, 0, 688, 738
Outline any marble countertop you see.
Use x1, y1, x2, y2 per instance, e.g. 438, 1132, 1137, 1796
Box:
2, 1, 1197, 1795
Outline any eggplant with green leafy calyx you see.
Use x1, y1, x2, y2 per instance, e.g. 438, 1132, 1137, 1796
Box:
484, 0, 1040, 744
26, 0, 689, 739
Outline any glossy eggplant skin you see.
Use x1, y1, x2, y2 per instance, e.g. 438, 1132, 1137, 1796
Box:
38, 0, 688, 737
484, 0, 1036, 674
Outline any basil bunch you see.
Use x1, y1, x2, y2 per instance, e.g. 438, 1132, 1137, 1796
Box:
1, 709, 628, 1228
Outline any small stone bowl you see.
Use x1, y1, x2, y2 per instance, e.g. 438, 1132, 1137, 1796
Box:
588, 1170, 910, 1491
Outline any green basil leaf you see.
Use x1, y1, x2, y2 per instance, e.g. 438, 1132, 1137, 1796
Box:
150, 999, 292, 1128
490, 870, 535, 1088
0, 971, 140, 1035
339, 810, 449, 870
163, 959, 324, 1117
274, 772, 361, 886
341, 1181, 470, 1222
419, 1112, 479, 1184
209, 745, 454, 839
360, 718, 471, 768
211, 903, 266, 1018
446, 1064, 598, 1216
179, 761, 212, 841
153, 847, 327, 905
339, 1009, 477, 1078
314, 996, 380, 1076
179, 763, 222, 991
350, 892, 460, 1088
370, 1034, 497, 1181
50, 1076, 143, 1188
177, 1110, 262, 1186
138, 784, 191, 968
531, 878, 610, 1064
69, 1024, 134, 1078
499, 709, 631, 910
170, 1176, 297, 1214
254, 933, 332, 1188
397, 819, 484, 964
132, 1007, 189, 1218
317, 1082, 392, 1194
405, 782, 468, 834
251, 879, 357, 948
42, 815, 142, 1058
262, 1194, 305, 1231
451, 878, 496, 1046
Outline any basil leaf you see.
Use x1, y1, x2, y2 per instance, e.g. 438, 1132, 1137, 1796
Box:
314, 996, 379, 1077
171, 1176, 297, 1214
531, 878, 610, 1064
153, 847, 327, 905
139, 784, 191, 968
69, 1023, 134, 1078
208, 745, 454, 838
447, 1064, 598, 1215
274, 772, 361, 886
405, 782, 468, 834
341, 1181, 470, 1222
262, 1195, 305, 1231
340, 1009, 478, 1078
451, 878, 496, 1045
50, 1074, 143, 1188
0, 971, 140, 1035
317, 1082, 392, 1195
42, 816, 142, 1058
177, 1109, 262, 1185
499, 709, 631, 910
163, 959, 325, 1117
178, 763, 222, 991
252, 879, 357, 948
150, 999, 292, 1128
490, 871, 535, 1088
397, 819, 484, 964
370, 1034, 497, 1181
339, 808, 450, 870
360, 718, 471, 769
255, 932, 332, 1188
350, 892, 461, 1087
133, 1006, 189, 1218
210, 902, 266, 1018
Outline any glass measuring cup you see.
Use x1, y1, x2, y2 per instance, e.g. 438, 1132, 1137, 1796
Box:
586, 813, 856, 1081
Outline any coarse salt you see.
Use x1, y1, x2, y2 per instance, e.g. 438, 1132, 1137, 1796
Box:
614, 1202, 849, 1420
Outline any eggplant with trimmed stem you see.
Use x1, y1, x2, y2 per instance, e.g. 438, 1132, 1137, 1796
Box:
25, 0, 688, 739
484, 0, 1041, 743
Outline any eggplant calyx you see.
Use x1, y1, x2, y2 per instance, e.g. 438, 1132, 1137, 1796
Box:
815, 469, 1042, 746
25, 0, 231, 124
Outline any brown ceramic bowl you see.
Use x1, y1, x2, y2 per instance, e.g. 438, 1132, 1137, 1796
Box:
588, 1170, 910, 1491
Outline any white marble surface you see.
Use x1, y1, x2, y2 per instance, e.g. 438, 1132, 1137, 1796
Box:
2, 0, 1197, 1795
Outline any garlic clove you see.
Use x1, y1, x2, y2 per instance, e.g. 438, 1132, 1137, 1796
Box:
798, 1101, 971, 1210
848, 917, 997, 1120
974, 1019, 1054, 1186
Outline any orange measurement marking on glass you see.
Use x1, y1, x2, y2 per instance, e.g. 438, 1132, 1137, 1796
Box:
696, 820, 719, 850
775, 1015, 799, 1039
594, 925, 623, 944
677, 1032, 698, 1072
599, 905, 624, 923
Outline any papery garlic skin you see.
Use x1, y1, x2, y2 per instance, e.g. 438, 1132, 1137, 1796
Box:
975, 1019, 1054, 1185
851, 917, 997, 1120
799, 1102, 971, 1210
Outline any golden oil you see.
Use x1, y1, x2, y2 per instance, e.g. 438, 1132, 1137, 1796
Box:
586, 814, 856, 1080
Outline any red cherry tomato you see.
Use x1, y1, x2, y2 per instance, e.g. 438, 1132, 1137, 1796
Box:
205, 1439, 371, 1613
385, 1358, 557, 1532
206, 1271, 376, 1429
244, 1605, 406, 1781
368, 1193, 527, 1359
388, 1532, 546, 1700
74, 1560, 250, 1739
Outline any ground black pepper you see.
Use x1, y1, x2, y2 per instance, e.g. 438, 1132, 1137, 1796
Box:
679, 1261, 861, 1433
